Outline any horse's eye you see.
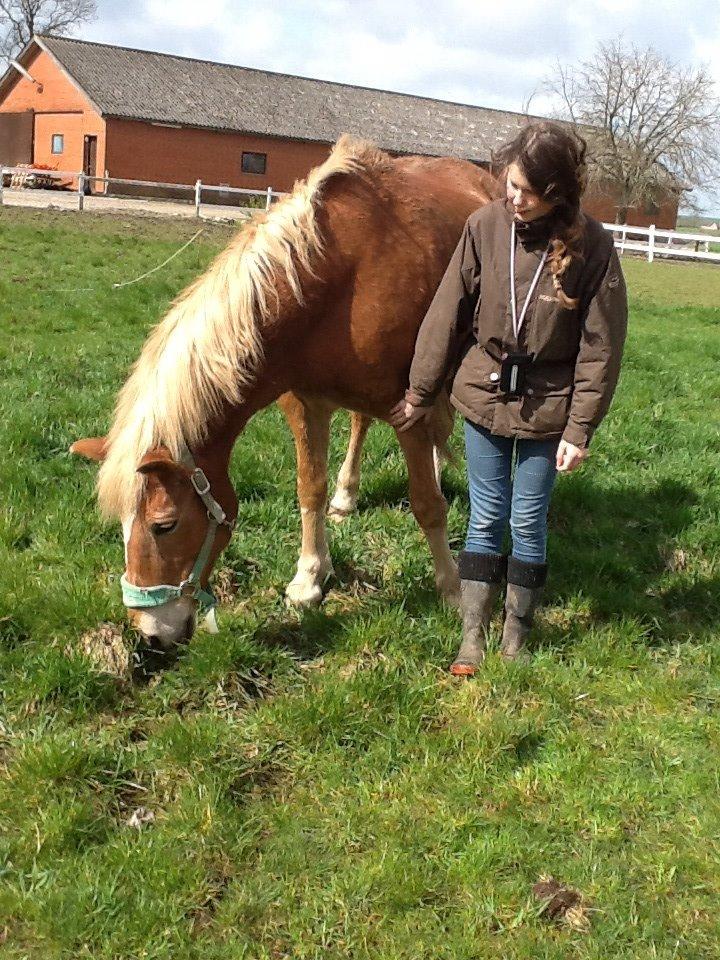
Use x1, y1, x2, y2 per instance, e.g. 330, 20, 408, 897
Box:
151, 520, 178, 536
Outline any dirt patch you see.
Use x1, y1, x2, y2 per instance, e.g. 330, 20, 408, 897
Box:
78, 623, 130, 679
532, 875, 592, 931
213, 566, 241, 604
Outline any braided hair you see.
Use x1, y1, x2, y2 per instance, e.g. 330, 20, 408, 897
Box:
493, 122, 588, 309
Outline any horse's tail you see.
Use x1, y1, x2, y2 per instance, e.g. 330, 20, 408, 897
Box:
429, 389, 456, 473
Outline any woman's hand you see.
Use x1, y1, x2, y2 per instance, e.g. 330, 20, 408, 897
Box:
388, 399, 432, 433
556, 440, 588, 472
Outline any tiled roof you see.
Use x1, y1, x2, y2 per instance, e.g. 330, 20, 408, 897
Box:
35, 34, 545, 161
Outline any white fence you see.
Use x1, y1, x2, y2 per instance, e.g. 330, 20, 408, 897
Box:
601, 221, 720, 264
0, 166, 286, 215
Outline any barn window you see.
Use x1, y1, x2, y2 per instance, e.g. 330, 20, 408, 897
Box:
241, 151, 266, 174
51, 133, 64, 154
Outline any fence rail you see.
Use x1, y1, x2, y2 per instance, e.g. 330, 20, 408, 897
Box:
0, 166, 285, 215
601, 221, 720, 264
1, 167, 718, 263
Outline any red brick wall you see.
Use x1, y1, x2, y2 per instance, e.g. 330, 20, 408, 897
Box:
105, 119, 332, 193
0, 46, 106, 181
583, 185, 679, 229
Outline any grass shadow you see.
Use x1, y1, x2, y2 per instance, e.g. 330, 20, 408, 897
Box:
249, 607, 350, 662
545, 475, 715, 643
356, 469, 467, 513
131, 641, 185, 684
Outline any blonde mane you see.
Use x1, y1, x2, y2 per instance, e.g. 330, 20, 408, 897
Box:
98, 135, 389, 519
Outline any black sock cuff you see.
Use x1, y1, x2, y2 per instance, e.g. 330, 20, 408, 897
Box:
506, 556, 548, 589
458, 551, 506, 584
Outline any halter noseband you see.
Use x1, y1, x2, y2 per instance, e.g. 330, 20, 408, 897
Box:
120, 442, 234, 615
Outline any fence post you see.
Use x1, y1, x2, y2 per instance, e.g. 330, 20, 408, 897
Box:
266, 186, 273, 211
77, 172, 85, 211
648, 223, 655, 263
195, 179, 202, 217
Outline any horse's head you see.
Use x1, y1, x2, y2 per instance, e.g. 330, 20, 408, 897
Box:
71, 437, 236, 647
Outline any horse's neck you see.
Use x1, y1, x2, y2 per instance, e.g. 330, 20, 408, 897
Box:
196, 367, 287, 468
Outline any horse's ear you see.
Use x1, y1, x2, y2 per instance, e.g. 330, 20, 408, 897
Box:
70, 437, 108, 461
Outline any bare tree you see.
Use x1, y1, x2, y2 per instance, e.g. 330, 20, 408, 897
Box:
543, 38, 720, 221
0, 0, 96, 63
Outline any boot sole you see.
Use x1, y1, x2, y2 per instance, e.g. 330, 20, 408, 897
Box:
449, 662, 479, 676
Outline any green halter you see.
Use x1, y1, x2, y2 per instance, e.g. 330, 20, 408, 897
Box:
121, 442, 234, 615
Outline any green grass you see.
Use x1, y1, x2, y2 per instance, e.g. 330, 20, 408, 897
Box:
1, 206, 720, 959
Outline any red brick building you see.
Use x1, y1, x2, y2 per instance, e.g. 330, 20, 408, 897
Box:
0, 34, 680, 226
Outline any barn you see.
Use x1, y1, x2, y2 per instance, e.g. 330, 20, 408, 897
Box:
0, 34, 679, 227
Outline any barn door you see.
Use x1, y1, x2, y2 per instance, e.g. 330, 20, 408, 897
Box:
83, 135, 97, 193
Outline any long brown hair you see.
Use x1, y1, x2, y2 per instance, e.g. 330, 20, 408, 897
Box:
493, 121, 587, 308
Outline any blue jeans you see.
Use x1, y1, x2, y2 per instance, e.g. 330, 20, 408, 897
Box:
464, 420, 558, 565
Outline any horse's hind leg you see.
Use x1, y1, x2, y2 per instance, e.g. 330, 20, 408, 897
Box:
278, 392, 334, 607
395, 420, 460, 606
328, 411, 372, 522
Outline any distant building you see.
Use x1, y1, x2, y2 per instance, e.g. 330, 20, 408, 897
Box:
0, 35, 679, 227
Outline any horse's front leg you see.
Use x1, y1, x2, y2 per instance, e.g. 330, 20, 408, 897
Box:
278, 392, 335, 607
328, 411, 372, 521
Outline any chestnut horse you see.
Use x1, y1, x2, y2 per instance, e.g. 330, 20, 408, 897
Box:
71, 136, 497, 645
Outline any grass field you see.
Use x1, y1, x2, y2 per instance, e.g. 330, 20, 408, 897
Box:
1, 207, 720, 959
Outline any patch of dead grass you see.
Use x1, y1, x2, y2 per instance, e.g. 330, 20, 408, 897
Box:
77, 623, 130, 679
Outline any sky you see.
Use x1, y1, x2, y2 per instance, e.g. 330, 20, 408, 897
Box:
80, 0, 720, 213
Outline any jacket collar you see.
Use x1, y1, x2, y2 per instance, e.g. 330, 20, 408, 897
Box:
504, 199, 554, 249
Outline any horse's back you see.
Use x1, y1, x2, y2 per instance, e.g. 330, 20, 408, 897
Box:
286, 145, 499, 416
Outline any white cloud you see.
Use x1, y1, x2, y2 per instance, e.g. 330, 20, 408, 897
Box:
86, 0, 720, 209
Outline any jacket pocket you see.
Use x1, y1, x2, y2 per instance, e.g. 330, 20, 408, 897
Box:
518, 391, 572, 435
525, 360, 575, 396
460, 343, 502, 391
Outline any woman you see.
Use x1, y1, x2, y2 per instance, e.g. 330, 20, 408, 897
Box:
390, 121, 628, 673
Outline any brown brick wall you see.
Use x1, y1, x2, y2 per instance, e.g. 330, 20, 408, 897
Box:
105, 119, 332, 193
0, 46, 106, 181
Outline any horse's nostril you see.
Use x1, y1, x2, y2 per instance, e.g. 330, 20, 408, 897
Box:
184, 616, 194, 641
147, 634, 161, 647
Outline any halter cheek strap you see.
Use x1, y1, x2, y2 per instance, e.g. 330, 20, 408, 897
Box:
120, 442, 234, 614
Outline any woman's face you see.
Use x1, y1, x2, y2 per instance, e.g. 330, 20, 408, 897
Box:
506, 162, 556, 222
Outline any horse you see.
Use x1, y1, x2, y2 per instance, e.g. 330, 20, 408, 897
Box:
71, 135, 498, 646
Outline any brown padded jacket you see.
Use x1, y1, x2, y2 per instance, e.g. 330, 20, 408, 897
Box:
406, 198, 628, 448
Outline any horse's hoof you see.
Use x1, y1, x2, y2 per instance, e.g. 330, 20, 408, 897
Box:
285, 578, 324, 607
436, 574, 461, 609
444, 589, 461, 609
328, 504, 353, 523
328, 493, 357, 523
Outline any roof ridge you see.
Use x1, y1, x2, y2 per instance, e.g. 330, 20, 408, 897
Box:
38, 33, 546, 122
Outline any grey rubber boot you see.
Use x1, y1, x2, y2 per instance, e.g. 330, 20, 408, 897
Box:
449, 552, 506, 676
500, 556, 548, 660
